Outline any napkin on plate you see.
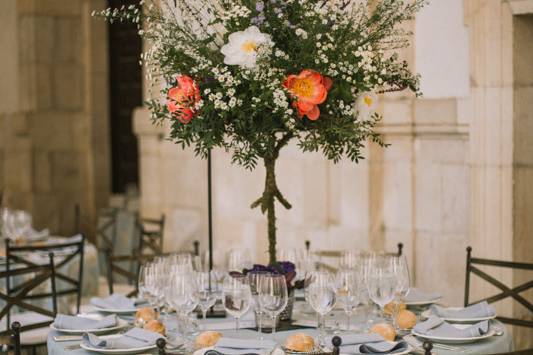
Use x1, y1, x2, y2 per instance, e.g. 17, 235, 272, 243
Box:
430, 301, 496, 319
53, 314, 117, 330
82, 327, 161, 349
414, 315, 490, 338
331, 333, 409, 354
202, 338, 276, 355
90, 294, 136, 310
404, 288, 441, 303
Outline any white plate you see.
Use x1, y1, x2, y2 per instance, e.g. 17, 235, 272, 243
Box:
50, 317, 129, 334
80, 334, 156, 354
421, 308, 497, 323
404, 297, 442, 306
92, 306, 139, 314
412, 324, 496, 344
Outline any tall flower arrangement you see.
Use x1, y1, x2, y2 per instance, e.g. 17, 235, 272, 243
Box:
94, 0, 425, 263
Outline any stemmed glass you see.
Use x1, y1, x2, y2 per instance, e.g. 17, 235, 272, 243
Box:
167, 271, 199, 349
193, 271, 217, 326
391, 255, 410, 328
366, 257, 396, 321
335, 270, 361, 331
223, 275, 252, 332
306, 271, 337, 345
248, 272, 268, 338
258, 274, 288, 340
227, 249, 251, 272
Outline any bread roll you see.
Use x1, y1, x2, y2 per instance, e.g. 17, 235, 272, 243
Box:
135, 307, 157, 323
370, 323, 396, 341
285, 333, 315, 352
143, 320, 166, 335
396, 309, 417, 329
383, 301, 406, 316
195, 331, 222, 349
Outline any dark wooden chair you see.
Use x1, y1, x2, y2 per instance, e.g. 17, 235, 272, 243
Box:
465, 246, 533, 328
0, 253, 57, 351
137, 215, 165, 255
5, 235, 85, 314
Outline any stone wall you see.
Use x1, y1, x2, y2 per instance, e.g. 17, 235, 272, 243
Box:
0, 0, 110, 237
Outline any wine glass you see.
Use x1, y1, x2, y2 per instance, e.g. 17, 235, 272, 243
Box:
391, 255, 410, 328
248, 271, 268, 338
223, 275, 252, 332
167, 271, 199, 348
193, 271, 217, 325
366, 259, 396, 321
306, 271, 336, 344
339, 250, 362, 270
227, 249, 251, 272
258, 274, 288, 339
335, 270, 361, 331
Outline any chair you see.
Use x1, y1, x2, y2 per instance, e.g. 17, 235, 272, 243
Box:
95, 208, 119, 252
464, 246, 533, 328
137, 215, 165, 255
0, 253, 57, 350
105, 249, 156, 297
5, 235, 85, 314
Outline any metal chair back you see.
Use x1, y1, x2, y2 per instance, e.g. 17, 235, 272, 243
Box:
465, 246, 533, 328
0, 252, 57, 336
5, 235, 85, 313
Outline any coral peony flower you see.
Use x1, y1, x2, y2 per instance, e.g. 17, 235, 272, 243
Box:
283, 70, 332, 120
355, 91, 378, 120
167, 75, 201, 124
221, 26, 272, 68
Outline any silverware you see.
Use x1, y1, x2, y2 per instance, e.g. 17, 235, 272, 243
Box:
54, 335, 82, 342
63, 344, 81, 351
404, 334, 471, 353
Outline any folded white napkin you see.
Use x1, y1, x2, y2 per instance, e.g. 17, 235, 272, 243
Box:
405, 288, 441, 303
53, 314, 117, 330
82, 328, 161, 349
90, 294, 136, 310
430, 301, 495, 319
414, 316, 490, 338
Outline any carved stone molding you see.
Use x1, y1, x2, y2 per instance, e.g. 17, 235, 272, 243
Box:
506, 0, 533, 14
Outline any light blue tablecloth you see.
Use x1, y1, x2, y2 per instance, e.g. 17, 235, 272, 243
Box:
47, 316, 513, 355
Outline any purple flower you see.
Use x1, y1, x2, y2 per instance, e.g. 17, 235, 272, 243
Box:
255, 1, 264, 12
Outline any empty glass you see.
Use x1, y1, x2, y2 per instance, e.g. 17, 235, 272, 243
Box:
366, 258, 396, 320
227, 249, 252, 272
223, 275, 252, 331
248, 271, 268, 338
306, 271, 337, 344
335, 270, 361, 330
193, 271, 217, 325
391, 255, 410, 328
258, 274, 288, 339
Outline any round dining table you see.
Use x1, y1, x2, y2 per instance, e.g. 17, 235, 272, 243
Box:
47, 306, 514, 355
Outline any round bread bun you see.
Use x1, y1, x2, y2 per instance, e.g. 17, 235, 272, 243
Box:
143, 320, 166, 335
396, 309, 417, 329
370, 323, 396, 342
285, 333, 315, 352
195, 331, 223, 349
135, 307, 157, 323
383, 301, 406, 316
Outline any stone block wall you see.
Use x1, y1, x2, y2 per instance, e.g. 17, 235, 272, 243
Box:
0, 0, 110, 237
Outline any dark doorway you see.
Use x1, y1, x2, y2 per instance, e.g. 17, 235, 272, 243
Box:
108, 0, 142, 193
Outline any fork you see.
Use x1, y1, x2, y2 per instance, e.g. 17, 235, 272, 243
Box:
63, 344, 81, 351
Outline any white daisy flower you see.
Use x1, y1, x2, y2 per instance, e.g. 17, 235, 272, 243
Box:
220, 26, 272, 68
355, 91, 378, 119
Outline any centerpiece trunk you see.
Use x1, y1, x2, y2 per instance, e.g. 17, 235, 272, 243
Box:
251, 134, 293, 264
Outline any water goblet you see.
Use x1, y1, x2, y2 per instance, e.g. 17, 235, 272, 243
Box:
258, 274, 288, 340
223, 275, 252, 332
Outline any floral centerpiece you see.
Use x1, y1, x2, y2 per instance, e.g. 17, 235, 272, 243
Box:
94, 0, 425, 263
